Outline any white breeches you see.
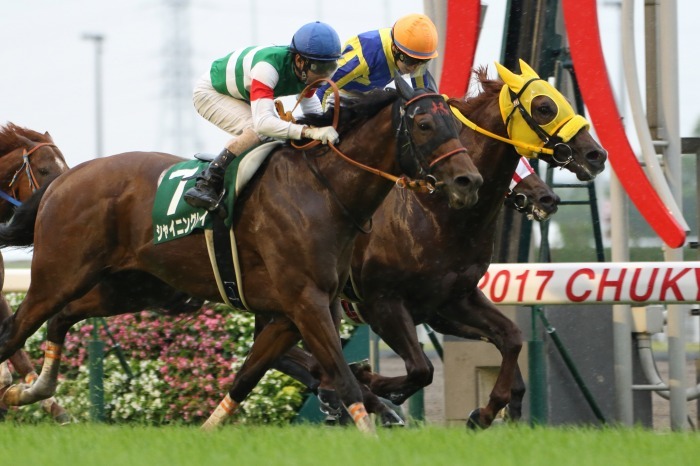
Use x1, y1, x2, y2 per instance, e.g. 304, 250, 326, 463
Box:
193, 73, 254, 137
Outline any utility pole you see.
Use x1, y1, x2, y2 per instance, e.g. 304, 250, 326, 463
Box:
82, 32, 106, 422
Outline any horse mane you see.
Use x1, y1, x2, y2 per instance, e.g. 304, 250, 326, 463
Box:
0, 122, 52, 156
447, 66, 503, 116
297, 89, 399, 134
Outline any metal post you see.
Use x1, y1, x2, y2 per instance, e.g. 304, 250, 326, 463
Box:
83, 33, 105, 421
528, 305, 546, 425
658, 0, 687, 432
88, 322, 105, 422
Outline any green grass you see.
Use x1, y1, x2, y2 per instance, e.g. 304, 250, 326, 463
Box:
1, 423, 698, 466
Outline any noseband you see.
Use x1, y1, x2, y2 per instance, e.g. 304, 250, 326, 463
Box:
1, 142, 55, 206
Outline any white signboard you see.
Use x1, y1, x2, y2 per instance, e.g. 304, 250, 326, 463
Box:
477, 262, 700, 305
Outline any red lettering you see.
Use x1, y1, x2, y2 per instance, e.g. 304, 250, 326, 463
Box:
515, 270, 530, 301
630, 268, 658, 302
597, 268, 627, 301
659, 268, 690, 301
491, 270, 510, 303
695, 268, 700, 301
567, 268, 594, 302
535, 270, 554, 300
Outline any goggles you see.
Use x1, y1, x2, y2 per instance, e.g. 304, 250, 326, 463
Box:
399, 53, 430, 68
308, 60, 338, 76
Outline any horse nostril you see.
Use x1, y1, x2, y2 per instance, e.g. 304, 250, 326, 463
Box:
540, 195, 554, 207
586, 150, 606, 164
455, 174, 483, 189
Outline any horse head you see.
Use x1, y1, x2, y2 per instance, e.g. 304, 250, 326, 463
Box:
0, 123, 69, 212
505, 174, 561, 221
394, 73, 482, 209
495, 59, 607, 181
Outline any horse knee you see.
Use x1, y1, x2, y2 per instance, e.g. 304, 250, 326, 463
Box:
407, 358, 434, 387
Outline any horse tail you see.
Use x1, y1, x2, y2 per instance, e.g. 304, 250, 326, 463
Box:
0, 182, 51, 248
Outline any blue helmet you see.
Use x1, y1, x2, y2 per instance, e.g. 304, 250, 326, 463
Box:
289, 21, 342, 61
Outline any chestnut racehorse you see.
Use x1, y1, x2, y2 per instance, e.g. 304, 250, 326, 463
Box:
0, 123, 70, 423
0, 78, 482, 433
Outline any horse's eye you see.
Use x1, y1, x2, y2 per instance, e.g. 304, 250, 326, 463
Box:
418, 122, 430, 131
537, 105, 553, 115
38, 168, 51, 176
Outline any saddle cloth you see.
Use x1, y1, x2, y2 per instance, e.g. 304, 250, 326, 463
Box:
151, 141, 282, 310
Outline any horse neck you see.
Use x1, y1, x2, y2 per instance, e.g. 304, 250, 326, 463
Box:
318, 105, 399, 219
464, 101, 521, 218
0, 148, 22, 221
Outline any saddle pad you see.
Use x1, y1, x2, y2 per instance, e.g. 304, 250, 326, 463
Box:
152, 141, 282, 244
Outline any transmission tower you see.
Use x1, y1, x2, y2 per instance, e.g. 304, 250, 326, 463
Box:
158, 0, 202, 155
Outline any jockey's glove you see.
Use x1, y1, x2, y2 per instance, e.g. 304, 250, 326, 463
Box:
303, 126, 339, 145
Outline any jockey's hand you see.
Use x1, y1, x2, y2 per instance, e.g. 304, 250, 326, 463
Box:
303, 126, 339, 145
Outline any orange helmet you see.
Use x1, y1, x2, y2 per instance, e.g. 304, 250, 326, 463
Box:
391, 13, 439, 60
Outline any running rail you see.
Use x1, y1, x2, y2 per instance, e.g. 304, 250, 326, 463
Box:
562, 0, 687, 249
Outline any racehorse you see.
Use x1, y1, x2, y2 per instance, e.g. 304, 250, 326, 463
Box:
0, 123, 70, 423
270, 60, 605, 429
0, 77, 482, 434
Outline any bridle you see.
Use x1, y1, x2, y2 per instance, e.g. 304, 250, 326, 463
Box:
292, 80, 467, 194
449, 79, 578, 168
0, 142, 55, 206
394, 92, 469, 192
503, 78, 575, 168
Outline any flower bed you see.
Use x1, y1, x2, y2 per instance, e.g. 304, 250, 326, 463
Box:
4, 298, 306, 425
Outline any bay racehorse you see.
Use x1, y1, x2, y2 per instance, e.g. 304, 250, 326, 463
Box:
0, 123, 70, 423
0, 77, 482, 434
271, 60, 605, 428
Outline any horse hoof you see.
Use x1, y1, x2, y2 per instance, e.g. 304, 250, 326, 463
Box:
380, 409, 405, 428
466, 408, 484, 430
55, 412, 72, 425
0, 362, 11, 388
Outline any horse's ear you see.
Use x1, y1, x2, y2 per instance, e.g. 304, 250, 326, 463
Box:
424, 70, 439, 93
518, 59, 540, 80
494, 61, 524, 93
44, 131, 54, 142
394, 71, 415, 101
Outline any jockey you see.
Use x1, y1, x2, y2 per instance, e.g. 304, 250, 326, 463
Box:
184, 21, 342, 212
315, 13, 439, 109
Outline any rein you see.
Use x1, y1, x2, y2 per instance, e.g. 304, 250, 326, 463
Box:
2, 142, 54, 206
291, 80, 451, 193
449, 104, 554, 156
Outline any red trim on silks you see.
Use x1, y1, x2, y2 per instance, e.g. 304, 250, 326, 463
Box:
250, 79, 275, 101
563, 0, 686, 249
438, 0, 481, 97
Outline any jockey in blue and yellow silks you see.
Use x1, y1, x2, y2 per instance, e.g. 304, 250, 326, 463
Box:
316, 13, 439, 109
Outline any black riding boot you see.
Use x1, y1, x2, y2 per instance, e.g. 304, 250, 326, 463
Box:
184, 148, 236, 211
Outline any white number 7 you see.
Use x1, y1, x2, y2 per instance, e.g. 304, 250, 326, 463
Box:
167, 168, 199, 215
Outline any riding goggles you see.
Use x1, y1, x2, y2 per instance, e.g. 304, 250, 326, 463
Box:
308, 59, 338, 76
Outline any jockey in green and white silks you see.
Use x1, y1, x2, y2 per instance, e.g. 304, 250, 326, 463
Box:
185, 21, 342, 212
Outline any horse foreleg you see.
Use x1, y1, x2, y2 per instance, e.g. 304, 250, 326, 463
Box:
203, 317, 301, 431
359, 299, 433, 405
292, 295, 374, 435
432, 289, 523, 428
